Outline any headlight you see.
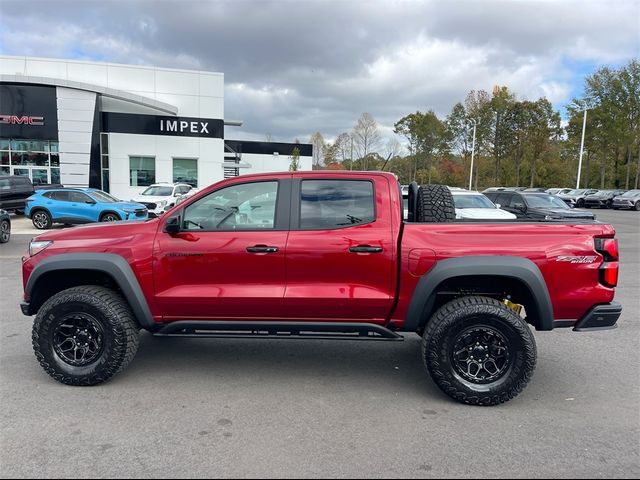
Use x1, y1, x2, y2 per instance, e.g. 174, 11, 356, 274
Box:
158, 200, 168, 208
29, 240, 53, 257
123, 208, 138, 213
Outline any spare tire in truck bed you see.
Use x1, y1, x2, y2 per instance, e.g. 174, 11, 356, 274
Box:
416, 185, 456, 222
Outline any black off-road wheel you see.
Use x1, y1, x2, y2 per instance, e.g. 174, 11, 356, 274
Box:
422, 296, 536, 406
416, 185, 456, 223
32, 286, 140, 386
32, 210, 52, 230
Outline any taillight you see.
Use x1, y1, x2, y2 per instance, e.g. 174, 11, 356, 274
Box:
595, 237, 619, 287
595, 238, 619, 261
600, 263, 619, 287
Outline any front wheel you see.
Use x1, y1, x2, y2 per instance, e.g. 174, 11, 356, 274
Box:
635, 202, 640, 211
100, 212, 120, 222
576, 199, 585, 207
32, 286, 139, 386
422, 296, 536, 406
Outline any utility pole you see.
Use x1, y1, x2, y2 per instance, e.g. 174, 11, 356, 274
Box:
350, 135, 353, 171
576, 108, 587, 189
468, 119, 477, 190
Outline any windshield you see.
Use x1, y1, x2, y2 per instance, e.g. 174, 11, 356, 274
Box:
453, 194, 496, 209
141, 186, 173, 196
524, 194, 569, 209
566, 189, 586, 196
89, 190, 120, 203
620, 190, 640, 197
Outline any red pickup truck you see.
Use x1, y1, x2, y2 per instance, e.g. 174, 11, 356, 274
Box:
21, 172, 622, 405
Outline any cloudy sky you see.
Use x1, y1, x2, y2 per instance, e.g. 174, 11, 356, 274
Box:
0, 0, 638, 143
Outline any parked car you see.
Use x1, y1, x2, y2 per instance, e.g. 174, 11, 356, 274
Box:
0, 209, 10, 243
546, 188, 573, 196
482, 187, 507, 193
523, 188, 548, 193
131, 183, 195, 216
25, 188, 148, 229
0, 175, 63, 214
583, 189, 626, 209
451, 190, 517, 220
557, 188, 599, 207
612, 189, 640, 210
21, 173, 621, 406
484, 191, 596, 220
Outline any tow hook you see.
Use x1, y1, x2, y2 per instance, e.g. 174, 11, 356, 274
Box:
504, 298, 526, 318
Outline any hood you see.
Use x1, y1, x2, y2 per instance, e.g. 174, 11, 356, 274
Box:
455, 208, 517, 220
33, 216, 159, 243
131, 194, 172, 203
110, 201, 147, 210
532, 207, 595, 219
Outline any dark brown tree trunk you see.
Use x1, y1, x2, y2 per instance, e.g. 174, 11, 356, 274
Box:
585, 150, 592, 188
600, 150, 607, 189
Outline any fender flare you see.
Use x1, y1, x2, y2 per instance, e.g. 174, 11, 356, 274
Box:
26, 253, 155, 329
29, 206, 53, 220
404, 255, 554, 332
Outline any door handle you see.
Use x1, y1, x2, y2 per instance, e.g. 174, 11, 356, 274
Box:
246, 245, 279, 253
349, 245, 383, 254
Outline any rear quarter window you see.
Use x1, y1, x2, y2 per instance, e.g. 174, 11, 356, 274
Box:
300, 179, 375, 230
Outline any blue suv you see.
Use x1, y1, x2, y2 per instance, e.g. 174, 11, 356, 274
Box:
26, 188, 148, 230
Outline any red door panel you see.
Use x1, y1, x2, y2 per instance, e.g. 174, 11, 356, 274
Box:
283, 175, 395, 322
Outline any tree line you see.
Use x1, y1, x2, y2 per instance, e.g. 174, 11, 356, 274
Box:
308, 59, 640, 190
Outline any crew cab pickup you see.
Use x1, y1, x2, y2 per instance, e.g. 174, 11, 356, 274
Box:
21, 172, 622, 405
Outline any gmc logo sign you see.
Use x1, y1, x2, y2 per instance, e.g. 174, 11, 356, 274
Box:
0, 115, 44, 126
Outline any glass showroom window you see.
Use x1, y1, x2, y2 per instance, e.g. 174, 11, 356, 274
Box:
173, 158, 198, 187
0, 138, 60, 184
130, 156, 156, 187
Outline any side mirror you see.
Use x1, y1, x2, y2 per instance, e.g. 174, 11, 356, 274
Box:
164, 216, 181, 234
495, 203, 501, 209
514, 202, 526, 212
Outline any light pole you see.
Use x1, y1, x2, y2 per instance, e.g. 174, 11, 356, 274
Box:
576, 108, 587, 189
468, 119, 477, 190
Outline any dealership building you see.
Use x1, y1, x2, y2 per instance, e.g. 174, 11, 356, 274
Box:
0, 56, 312, 200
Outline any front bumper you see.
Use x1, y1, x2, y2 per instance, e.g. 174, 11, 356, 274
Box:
573, 302, 622, 331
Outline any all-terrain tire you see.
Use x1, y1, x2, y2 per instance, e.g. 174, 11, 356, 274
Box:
416, 185, 456, 222
422, 296, 536, 406
32, 286, 139, 386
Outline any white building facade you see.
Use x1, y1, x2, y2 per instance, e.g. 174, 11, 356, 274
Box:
0, 56, 312, 200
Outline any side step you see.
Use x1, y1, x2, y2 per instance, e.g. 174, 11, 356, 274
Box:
152, 321, 404, 341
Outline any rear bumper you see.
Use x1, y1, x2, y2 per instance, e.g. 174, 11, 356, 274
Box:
573, 302, 622, 331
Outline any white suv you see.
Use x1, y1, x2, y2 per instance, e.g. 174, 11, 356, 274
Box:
131, 183, 196, 216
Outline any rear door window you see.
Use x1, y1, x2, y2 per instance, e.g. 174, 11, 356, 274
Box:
300, 180, 375, 230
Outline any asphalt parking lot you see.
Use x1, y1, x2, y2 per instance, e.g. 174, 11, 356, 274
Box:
1, 211, 638, 478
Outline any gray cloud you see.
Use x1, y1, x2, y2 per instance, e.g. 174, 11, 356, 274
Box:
1, 0, 638, 142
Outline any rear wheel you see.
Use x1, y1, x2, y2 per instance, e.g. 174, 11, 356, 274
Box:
32, 286, 139, 386
32, 210, 52, 230
635, 202, 640, 211
422, 296, 536, 406
0, 219, 10, 243
416, 185, 455, 223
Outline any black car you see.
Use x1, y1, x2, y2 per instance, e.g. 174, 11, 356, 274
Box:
583, 189, 626, 209
484, 191, 596, 221
612, 189, 640, 210
0, 175, 34, 214
0, 209, 10, 243
0, 175, 63, 214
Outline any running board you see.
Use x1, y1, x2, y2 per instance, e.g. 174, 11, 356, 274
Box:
152, 321, 404, 341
